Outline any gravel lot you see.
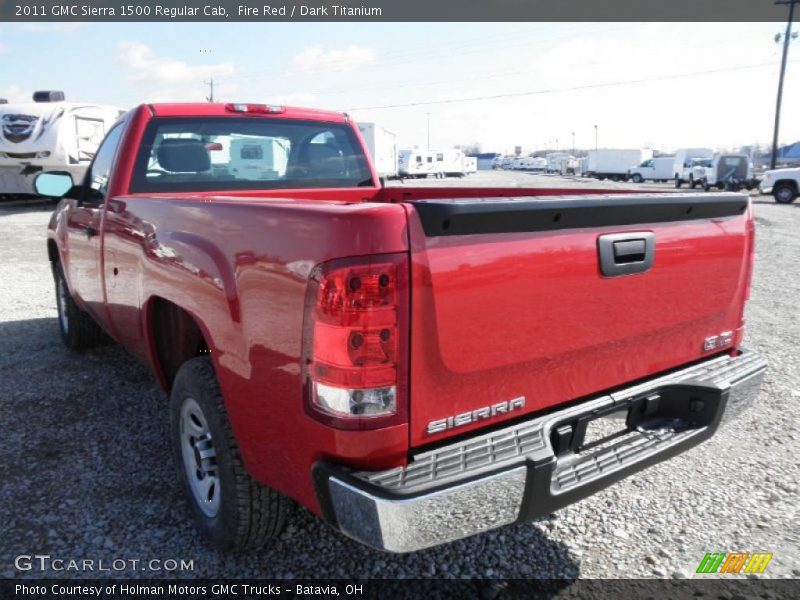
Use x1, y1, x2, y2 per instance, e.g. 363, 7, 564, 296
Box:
0, 171, 797, 580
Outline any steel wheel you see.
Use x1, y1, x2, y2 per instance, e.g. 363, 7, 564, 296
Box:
179, 397, 221, 518
774, 184, 797, 204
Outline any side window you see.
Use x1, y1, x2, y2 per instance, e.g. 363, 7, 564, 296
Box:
85, 124, 125, 201
437, 153, 444, 161
427, 156, 433, 163
415, 155, 422, 163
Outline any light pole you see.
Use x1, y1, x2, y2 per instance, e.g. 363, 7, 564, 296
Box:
571, 131, 575, 155
771, 0, 798, 169
594, 125, 598, 151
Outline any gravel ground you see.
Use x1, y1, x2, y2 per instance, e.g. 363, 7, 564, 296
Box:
0, 171, 797, 580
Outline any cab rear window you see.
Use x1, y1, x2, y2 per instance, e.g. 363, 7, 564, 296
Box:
130, 117, 373, 193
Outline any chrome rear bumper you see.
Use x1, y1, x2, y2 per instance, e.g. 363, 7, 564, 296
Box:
314, 350, 766, 553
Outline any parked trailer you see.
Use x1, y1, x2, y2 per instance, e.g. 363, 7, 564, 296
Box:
545, 152, 571, 173
0, 91, 121, 197
672, 148, 713, 188
628, 156, 675, 183
585, 149, 652, 181
464, 156, 477, 174
357, 122, 398, 179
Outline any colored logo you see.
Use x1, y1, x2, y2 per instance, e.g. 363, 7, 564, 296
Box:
696, 552, 773, 574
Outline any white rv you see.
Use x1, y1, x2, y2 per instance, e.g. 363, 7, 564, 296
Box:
545, 152, 572, 173
628, 156, 674, 183
0, 91, 122, 197
672, 148, 714, 187
399, 149, 435, 178
227, 138, 289, 180
463, 156, 478, 174
357, 122, 398, 179
398, 148, 466, 178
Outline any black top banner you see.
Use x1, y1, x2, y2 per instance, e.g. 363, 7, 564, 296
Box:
1, 0, 798, 22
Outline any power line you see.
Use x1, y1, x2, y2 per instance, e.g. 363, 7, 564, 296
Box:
347, 60, 796, 111
217, 29, 769, 100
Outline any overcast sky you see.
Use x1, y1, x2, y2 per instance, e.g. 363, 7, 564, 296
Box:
0, 22, 797, 154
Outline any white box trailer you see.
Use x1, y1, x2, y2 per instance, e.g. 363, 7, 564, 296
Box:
0, 91, 122, 197
357, 122, 398, 179
628, 156, 675, 183
585, 149, 652, 181
545, 152, 572, 173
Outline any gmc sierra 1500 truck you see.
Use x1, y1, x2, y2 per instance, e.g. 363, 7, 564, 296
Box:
38, 102, 766, 553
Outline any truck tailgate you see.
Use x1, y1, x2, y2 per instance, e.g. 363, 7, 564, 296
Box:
404, 194, 751, 447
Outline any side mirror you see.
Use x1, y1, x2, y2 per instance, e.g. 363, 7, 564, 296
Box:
33, 171, 74, 198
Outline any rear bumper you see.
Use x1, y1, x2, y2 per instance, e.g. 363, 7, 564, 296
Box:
313, 350, 766, 553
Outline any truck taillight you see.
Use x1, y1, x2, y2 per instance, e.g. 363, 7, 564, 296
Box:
735, 206, 756, 348
302, 253, 409, 429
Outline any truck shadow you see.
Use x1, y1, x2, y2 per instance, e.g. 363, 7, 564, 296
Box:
0, 317, 580, 580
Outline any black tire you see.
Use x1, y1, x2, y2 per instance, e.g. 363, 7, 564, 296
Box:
674, 177, 683, 188
170, 356, 289, 551
689, 175, 697, 189
53, 262, 107, 351
773, 182, 798, 204
703, 181, 711, 192
631, 173, 643, 183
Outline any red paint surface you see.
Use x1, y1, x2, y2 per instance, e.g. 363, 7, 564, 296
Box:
47, 103, 752, 513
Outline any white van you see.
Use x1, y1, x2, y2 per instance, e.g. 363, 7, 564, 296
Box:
0, 91, 122, 197
628, 156, 674, 183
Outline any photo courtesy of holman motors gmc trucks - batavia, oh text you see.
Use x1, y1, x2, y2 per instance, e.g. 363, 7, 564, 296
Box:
37, 101, 765, 553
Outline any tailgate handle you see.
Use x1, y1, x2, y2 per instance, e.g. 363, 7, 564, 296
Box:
613, 239, 646, 263
598, 232, 655, 276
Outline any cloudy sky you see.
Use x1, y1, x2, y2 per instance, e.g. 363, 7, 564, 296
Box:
0, 22, 797, 154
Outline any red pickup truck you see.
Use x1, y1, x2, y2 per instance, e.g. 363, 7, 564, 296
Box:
39, 102, 765, 553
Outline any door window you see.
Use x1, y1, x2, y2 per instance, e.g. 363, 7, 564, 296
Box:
84, 124, 125, 202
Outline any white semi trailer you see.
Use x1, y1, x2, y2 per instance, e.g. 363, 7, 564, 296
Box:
357, 122, 398, 179
0, 91, 122, 197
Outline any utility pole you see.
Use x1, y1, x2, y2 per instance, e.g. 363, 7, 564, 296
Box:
771, 0, 798, 169
594, 124, 598, 151
205, 78, 215, 102
571, 131, 575, 155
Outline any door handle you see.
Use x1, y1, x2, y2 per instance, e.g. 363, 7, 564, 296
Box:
84, 226, 98, 238
598, 232, 655, 277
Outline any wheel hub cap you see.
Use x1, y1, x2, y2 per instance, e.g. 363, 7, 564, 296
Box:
180, 397, 220, 518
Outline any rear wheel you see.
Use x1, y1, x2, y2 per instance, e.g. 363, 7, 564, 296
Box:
689, 175, 697, 189
170, 356, 289, 550
703, 180, 711, 192
53, 262, 107, 350
773, 182, 798, 204
674, 177, 683, 188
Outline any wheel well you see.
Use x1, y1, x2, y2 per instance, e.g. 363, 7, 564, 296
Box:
774, 179, 798, 192
149, 298, 210, 390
